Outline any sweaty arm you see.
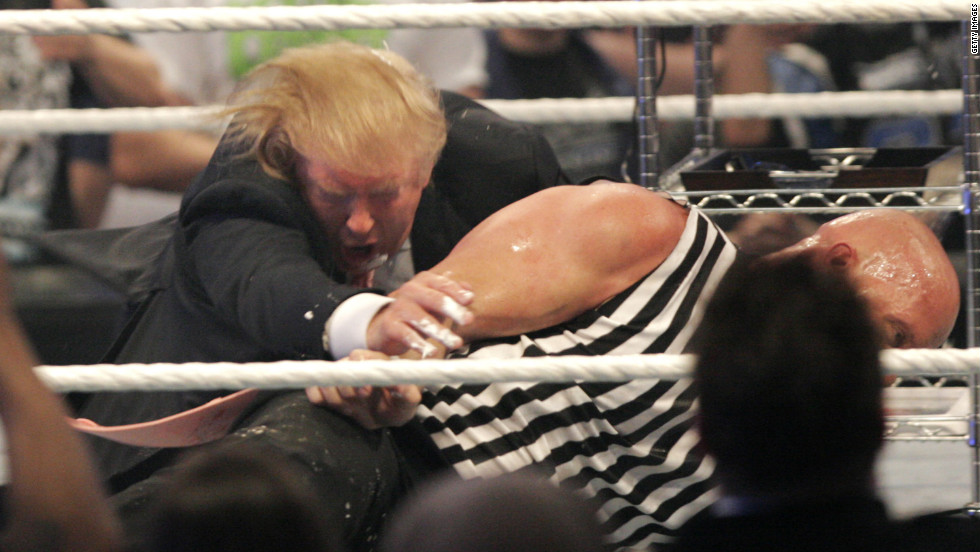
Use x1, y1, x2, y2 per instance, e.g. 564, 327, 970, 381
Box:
309, 182, 689, 426
428, 181, 689, 343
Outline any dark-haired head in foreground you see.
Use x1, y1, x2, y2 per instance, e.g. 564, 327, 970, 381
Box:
676, 256, 979, 552
380, 471, 606, 552
143, 442, 345, 552
690, 257, 883, 501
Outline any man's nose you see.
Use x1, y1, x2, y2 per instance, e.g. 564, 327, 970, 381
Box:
346, 200, 375, 235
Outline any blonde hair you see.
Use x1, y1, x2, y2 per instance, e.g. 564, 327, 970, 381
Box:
222, 41, 447, 183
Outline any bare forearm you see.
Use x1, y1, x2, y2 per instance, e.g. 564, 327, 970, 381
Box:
68, 159, 113, 229
111, 130, 218, 192
583, 28, 639, 84
74, 34, 187, 107
716, 25, 778, 146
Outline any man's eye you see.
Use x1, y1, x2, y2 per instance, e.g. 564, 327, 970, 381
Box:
891, 330, 907, 348
371, 189, 400, 203
318, 190, 349, 204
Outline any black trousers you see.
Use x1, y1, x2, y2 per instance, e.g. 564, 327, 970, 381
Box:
109, 391, 447, 552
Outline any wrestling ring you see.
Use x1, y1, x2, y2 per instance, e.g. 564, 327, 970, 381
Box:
1, 0, 979, 517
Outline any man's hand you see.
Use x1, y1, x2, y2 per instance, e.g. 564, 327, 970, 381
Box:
305, 350, 423, 430
366, 271, 474, 357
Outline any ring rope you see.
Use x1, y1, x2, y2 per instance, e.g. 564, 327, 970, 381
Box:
0, 90, 963, 135
33, 348, 980, 393
488, 90, 964, 123
0, 1, 969, 36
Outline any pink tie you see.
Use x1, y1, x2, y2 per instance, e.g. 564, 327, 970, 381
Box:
70, 388, 261, 448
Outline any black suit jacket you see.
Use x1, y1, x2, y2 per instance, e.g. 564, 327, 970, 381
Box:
44, 91, 563, 366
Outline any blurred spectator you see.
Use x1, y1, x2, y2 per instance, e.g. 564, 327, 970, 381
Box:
584, 24, 819, 151
1, 0, 128, 249
481, 22, 819, 183
804, 22, 962, 148
481, 23, 636, 183
667, 257, 980, 552
141, 442, 347, 552
1, 0, 216, 234
0, 240, 124, 552
380, 471, 606, 552
108, 0, 488, 104
2, 0, 218, 368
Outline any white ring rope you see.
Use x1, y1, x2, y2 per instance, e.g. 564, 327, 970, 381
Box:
33, 348, 980, 393
0, 1, 970, 36
487, 90, 965, 124
0, 90, 963, 135
0, 106, 227, 135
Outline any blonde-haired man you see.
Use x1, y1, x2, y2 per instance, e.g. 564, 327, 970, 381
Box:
70, 41, 563, 550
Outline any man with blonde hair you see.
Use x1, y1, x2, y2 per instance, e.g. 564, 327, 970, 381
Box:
64, 40, 563, 551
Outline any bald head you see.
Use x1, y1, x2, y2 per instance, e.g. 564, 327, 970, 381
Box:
768, 209, 960, 348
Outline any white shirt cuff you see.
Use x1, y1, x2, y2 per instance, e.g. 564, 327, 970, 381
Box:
323, 293, 395, 359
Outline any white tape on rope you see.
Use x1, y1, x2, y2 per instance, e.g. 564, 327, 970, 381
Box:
33, 348, 980, 393
0, 1, 969, 36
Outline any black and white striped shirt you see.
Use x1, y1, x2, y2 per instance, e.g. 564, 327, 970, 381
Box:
416, 205, 738, 551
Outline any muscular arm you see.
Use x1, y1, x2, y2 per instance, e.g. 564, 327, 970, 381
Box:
312, 183, 689, 425
430, 182, 689, 342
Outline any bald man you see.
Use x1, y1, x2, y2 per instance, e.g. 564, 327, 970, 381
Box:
309, 181, 960, 551
762, 209, 959, 348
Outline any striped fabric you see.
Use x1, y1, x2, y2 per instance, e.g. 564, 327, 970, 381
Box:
416, 206, 739, 551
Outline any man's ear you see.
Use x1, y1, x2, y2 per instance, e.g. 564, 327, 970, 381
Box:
825, 243, 853, 270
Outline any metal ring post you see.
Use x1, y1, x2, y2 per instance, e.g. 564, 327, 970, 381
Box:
636, 24, 661, 189
961, 15, 980, 514
692, 26, 715, 153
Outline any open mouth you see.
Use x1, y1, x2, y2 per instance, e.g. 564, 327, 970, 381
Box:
341, 244, 386, 271
343, 244, 375, 262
